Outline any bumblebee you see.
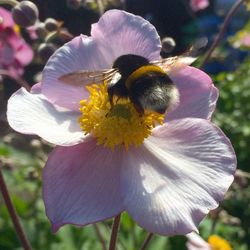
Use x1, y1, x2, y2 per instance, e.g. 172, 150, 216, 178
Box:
59, 51, 197, 114
108, 54, 179, 114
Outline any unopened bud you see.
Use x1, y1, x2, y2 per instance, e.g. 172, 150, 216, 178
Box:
38, 43, 57, 62
12, 1, 39, 27
30, 139, 42, 149
161, 37, 176, 53
44, 18, 58, 32
35, 22, 47, 39
67, 0, 82, 10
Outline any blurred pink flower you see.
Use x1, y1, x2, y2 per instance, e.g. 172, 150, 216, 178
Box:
190, 0, 209, 12
239, 33, 250, 47
0, 7, 33, 77
7, 10, 236, 235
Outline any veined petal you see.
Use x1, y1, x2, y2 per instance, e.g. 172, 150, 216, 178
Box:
168, 67, 218, 121
41, 10, 161, 111
91, 9, 161, 62
186, 232, 211, 250
121, 118, 236, 235
41, 35, 108, 111
43, 139, 124, 232
7, 88, 86, 146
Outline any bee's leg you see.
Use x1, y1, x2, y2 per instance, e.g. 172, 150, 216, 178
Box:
133, 103, 144, 116
107, 86, 114, 108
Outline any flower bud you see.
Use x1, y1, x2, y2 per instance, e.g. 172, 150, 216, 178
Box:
161, 37, 176, 53
44, 18, 58, 32
66, 0, 82, 10
12, 1, 39, 27
35, 22, 47, 39
30, 139, 42, 149
38, 43, 57, 62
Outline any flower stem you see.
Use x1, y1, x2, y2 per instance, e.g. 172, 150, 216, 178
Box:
140, 232, 154, 250
0, 168, 32, 250
93, 223, 107, 250
108, 214, 121, 250
0, 0, 18, 7
200, 0, 245, 68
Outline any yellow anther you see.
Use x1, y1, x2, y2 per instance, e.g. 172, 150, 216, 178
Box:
78, 83, 164, 149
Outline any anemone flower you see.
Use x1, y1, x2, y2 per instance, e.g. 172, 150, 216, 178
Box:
190, 0, 209, 12
0, 7, 33, 77
7, 10, 236, 235
186, 232, 232, 250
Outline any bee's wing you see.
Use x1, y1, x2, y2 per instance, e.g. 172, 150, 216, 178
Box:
151, 55, 197, 74
152, 38, 207, 73
58, 68, 117, 86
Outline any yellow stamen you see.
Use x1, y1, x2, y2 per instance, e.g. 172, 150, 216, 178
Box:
208, 235, 232, 250
14, 24, 20, 34
79, 83, 164, 150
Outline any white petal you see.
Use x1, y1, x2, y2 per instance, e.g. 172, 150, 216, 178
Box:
41, 35, 108, 111
7, 88, 86, 146
43, 139, 124, 232
168, 67, 218, 121
91, 9, 161, 62
186, 232, 211, 250
121, 118, 236, 235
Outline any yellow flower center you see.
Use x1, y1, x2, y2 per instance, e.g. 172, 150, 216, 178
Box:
208, 235, 232, 250
79, 83, 164, 150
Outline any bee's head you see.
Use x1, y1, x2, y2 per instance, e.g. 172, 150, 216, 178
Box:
113, 54, 149, 77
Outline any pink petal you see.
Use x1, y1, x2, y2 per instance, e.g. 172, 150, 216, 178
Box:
168, 67, 218, 121
30, 82, 42, 94
41, 35, 108, 111
190, 0, 209, 12
0, 42, 14, 64
15, 42, 33, 66
41, 10, 161, 111
121, 118, 236, 235
0, 7, 14, 28
6, 31, 24, 51
91, 9, 161, 62
43, 139, 124, 232
7, 88, 86, 146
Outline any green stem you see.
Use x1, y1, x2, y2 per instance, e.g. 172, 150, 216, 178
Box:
0, 0, 19, 7
0, 168, 32, 250
108, 214, 121, 250
94, 223, 107, 250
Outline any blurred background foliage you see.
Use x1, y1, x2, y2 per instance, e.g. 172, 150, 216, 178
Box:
0, 0, 250, 249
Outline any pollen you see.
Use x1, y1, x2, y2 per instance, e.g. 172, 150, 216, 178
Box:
79, 83, 164, 150
208, 235, 232, 250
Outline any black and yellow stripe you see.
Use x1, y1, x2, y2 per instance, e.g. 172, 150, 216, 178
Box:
125, 65, 166, 89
